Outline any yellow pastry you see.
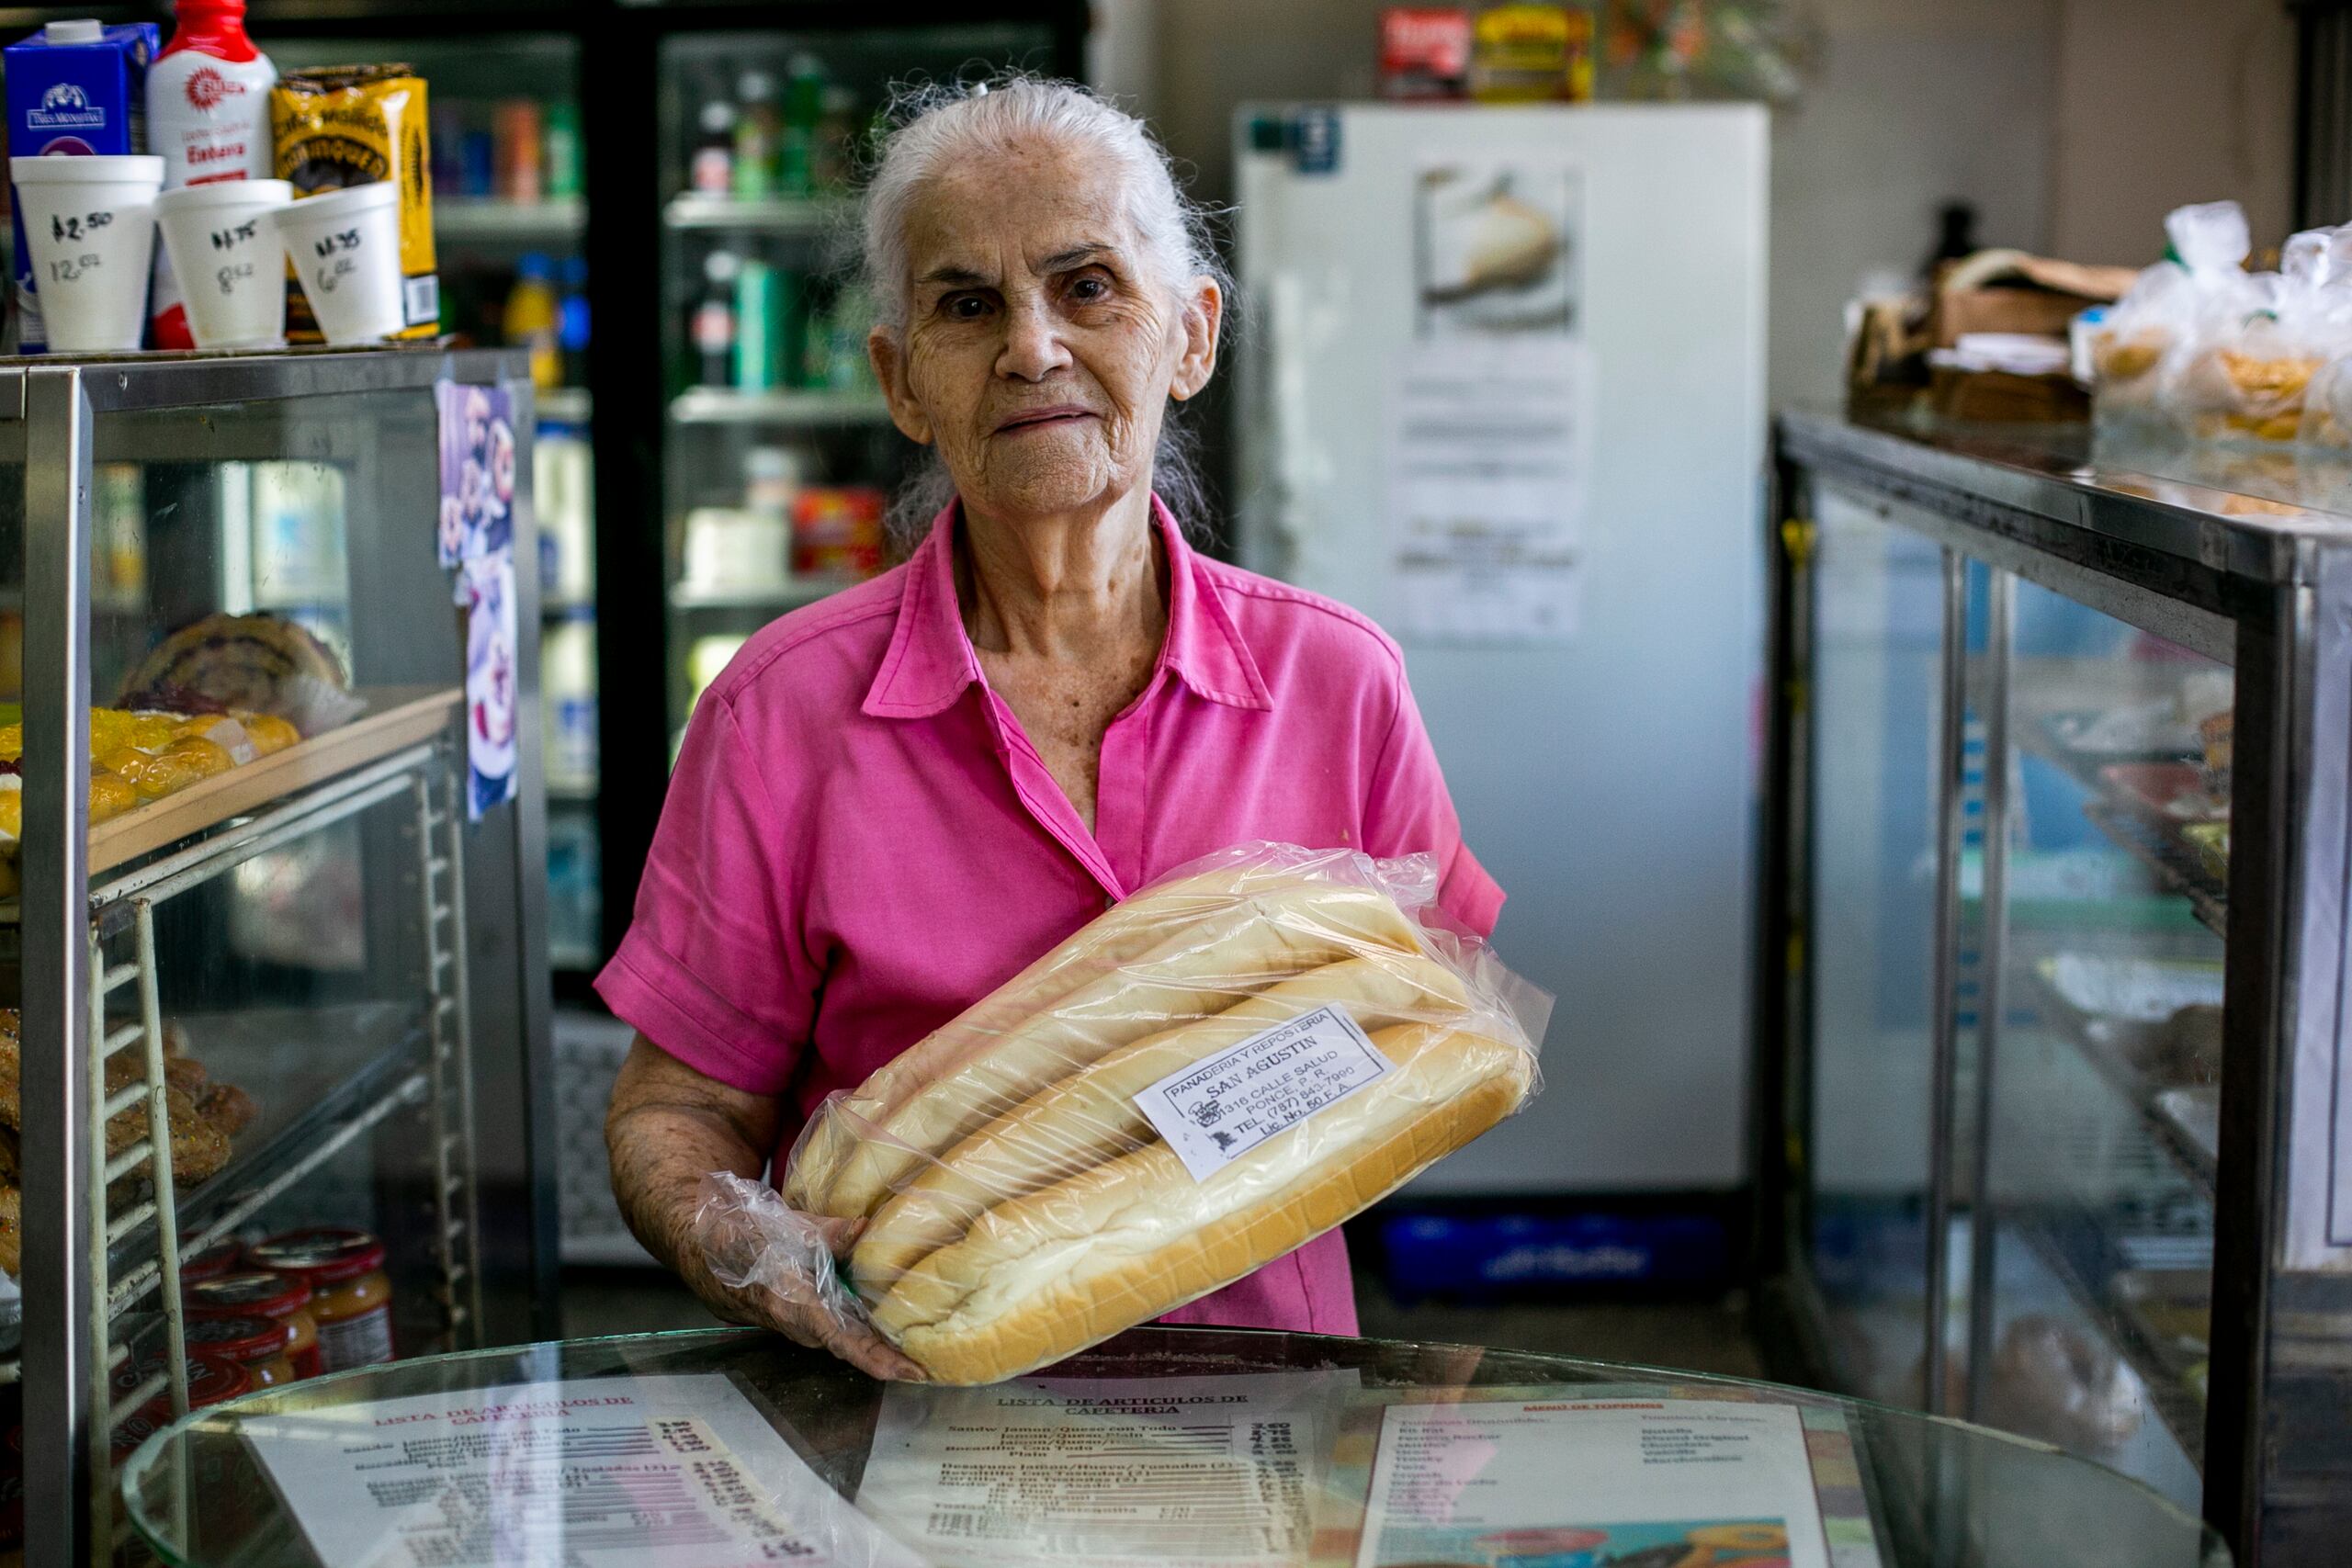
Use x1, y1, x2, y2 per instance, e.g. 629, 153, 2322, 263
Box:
88, 770, 138, 822
236, 712, 300, 755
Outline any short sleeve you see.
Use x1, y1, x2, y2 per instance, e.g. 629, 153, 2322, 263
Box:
1362, 673, 1506, 938
594, 697, 819, 1095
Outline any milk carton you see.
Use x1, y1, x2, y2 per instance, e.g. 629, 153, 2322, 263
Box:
146, 0, 276, 348
4, 19, 159, 351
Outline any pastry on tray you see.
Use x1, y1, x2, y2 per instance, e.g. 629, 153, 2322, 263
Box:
117, 612, 363, 738
0, 1008, 252, 1189
0, 703, 319, 877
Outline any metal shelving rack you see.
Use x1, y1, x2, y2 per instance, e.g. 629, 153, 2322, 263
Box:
1759, 411, 2352, 1568
8, 349, 555, 1568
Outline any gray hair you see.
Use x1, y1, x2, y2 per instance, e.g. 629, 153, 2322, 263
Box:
856, 73, 1228, 549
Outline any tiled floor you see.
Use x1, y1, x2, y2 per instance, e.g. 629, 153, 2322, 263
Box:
557, 1266, 1767, 1382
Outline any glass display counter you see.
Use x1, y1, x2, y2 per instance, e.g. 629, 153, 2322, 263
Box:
1761, 412, 2352, 1567
119, 1325, 2222, 1568
2, 348, 558, 1568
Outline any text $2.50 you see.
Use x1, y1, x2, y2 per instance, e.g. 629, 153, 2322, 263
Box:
50, 210, 114, 243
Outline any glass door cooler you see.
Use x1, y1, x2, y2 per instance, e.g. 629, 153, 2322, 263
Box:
264, 22, 603, 984
645, 20, 1068, 750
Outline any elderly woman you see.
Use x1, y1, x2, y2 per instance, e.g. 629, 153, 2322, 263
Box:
601, 77, 1500, 1379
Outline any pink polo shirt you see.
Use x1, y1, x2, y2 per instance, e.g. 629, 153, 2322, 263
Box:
598, 496, 1502, 1340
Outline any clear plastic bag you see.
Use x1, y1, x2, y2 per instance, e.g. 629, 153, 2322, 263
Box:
2091, 200, 2260, 427
2176, 224, 2352, 445
698, 842, 1550, 1384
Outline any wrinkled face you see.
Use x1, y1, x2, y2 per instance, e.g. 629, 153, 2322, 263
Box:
871, 136, 1219, 523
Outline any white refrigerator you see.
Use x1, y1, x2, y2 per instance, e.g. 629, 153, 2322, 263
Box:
1233, 104, 1769, 1194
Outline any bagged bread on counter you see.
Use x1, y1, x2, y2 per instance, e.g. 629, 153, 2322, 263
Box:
2089, 200, 2264, 426
695, 842, 1549, 1384
2175, 226, 2352, 444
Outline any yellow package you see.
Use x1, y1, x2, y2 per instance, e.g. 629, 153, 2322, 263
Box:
271, 64, 439, 343
1470, 5, 1594, 103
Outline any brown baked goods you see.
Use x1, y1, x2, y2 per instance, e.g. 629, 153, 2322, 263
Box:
0, 1185, 18, 1276
117, 612, 359, 737
0, 1008, 245, 1185
198, 1081, 259, 1139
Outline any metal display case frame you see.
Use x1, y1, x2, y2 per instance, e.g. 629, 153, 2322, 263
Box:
1758, 410, 2352, 1567
6, 348, 557, 1568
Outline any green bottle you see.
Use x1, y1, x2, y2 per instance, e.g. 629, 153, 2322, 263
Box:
544, 100, 584, 199
734, 256, 777, 390
735, 69, 780, 199
778, 54, 825, 197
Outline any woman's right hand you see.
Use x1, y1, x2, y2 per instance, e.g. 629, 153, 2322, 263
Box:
605, 1036, 927, 1383
684, 1207, 927, 1382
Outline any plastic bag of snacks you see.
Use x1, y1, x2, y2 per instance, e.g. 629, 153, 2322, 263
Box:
2090, 200, 2262, 425
2176, 225, 2352, 445
695, 842, 1550, 1384
2297, 229, 2352, 448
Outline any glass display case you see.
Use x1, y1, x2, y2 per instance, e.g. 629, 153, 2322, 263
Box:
1759, 412, 2352, 1567
2, 348, 556, 1567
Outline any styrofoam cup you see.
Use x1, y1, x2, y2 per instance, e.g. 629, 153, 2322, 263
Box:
10, 154, 164, 352
153, 180, 293, 350
269, 182, 403, 345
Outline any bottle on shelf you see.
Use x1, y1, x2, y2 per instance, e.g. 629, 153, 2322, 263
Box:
778, 53, 826, 198
545, 98, 583, 202
543, 608, 599, 787
745, 445, 803, 551
431, 102, 465, 196
503, 253, 562, 392
814, 84, 860, 191
814, 283, 875, 390
694, 250, 741, 389
691, 100, 737, 196
733, 69, 780, 199
559, 255, 591, 388
146, 0, 277, 349
460, 121, 495, 199
495, 98, 545, 203
734, 255, 779, 390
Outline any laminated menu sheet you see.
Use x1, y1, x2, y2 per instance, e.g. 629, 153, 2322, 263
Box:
1352, 1397, 1841, 1568
241, 1373, 921, 1568
855, 1369, 1360, 1568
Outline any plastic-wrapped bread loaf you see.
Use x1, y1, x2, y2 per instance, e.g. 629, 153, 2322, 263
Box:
801, 878, 1430, 1222
786, 861, 1314, 1210
702, 842, 1549, 1387
850, 952, 1473, 1291
871, 1021, 1532, 1384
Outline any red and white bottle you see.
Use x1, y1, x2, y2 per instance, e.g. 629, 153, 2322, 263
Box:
146, 0, 277, 348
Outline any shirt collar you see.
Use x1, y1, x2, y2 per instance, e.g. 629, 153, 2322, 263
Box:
862, 495, 1272, 720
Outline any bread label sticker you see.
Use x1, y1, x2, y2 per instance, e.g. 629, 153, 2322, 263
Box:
1135, 1004, 1392, 1182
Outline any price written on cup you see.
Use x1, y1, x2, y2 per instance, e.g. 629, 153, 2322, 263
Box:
209, 220, 265, 297
50, 209, 116, 243
311, 227, 366, 294
47, 253, 104, 282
